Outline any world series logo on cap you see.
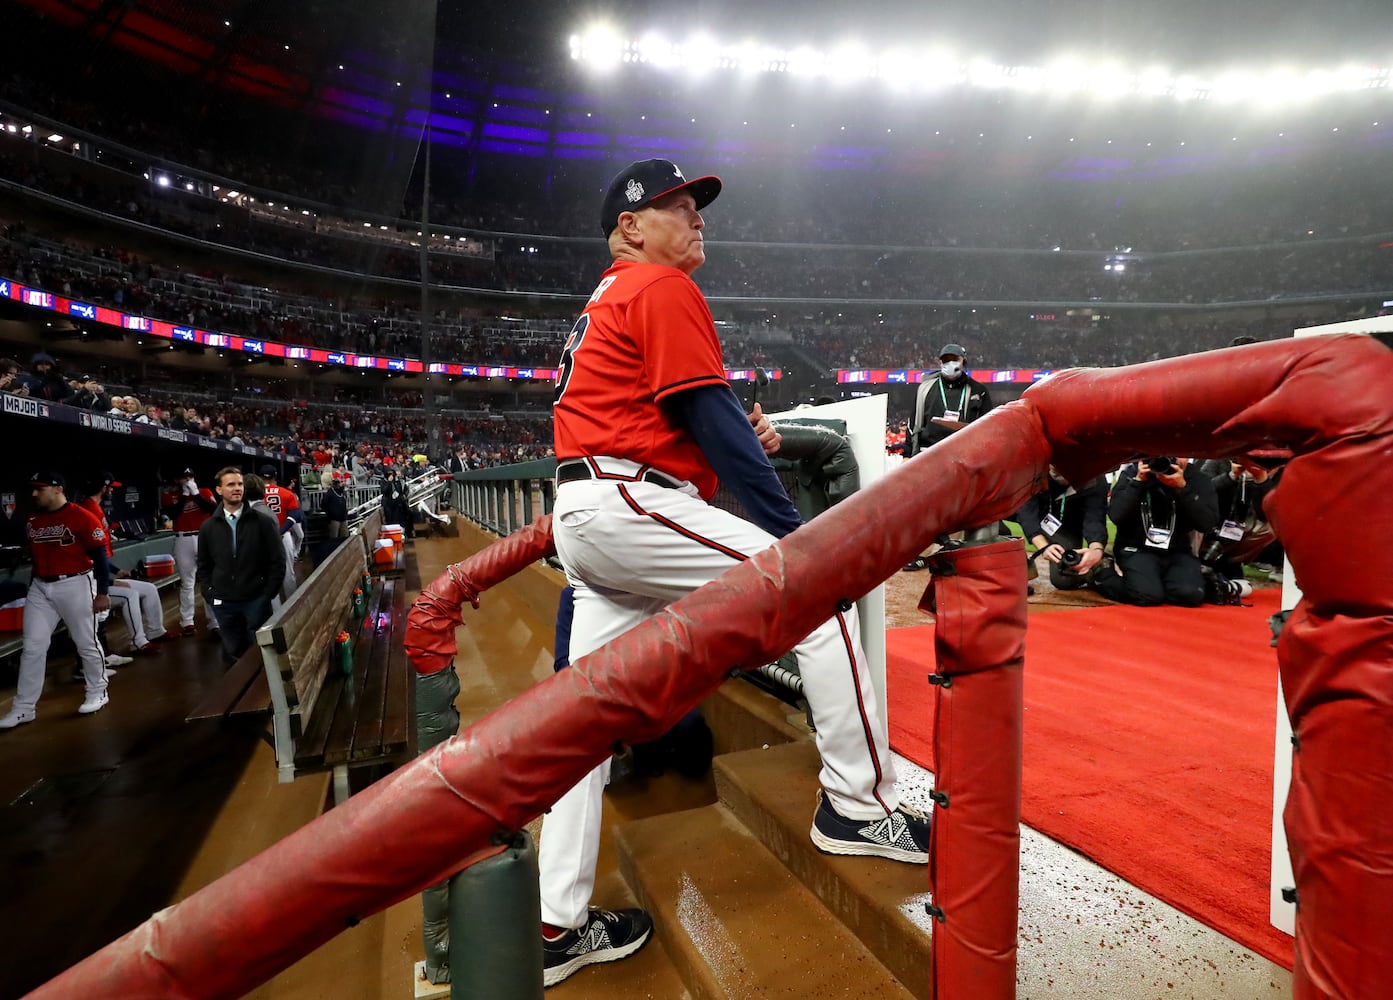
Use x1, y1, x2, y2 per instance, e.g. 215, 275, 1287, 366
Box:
625, 179, 644, 203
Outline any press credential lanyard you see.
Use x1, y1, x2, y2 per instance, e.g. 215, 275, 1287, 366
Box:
1141, 490, 1176, 549
939, 378, 970, 422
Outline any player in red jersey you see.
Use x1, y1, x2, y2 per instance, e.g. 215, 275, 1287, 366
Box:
77, 473, 172, 655
162, 467, 217, 636
539, 159, 929, 987
0, 471, 113, 728
258, 466, 302, 598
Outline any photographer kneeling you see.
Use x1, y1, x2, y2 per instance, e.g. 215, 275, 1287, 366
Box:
1094, 457, 1219, 608
1198, 457, 1283, 582
1015, 468, 1109, 591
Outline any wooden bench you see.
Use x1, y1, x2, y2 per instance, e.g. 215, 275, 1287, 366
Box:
185, 530, 415, 804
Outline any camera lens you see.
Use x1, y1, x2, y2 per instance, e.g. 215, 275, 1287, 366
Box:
1146, 456, 1177, 476
1060, 548, 1082, 567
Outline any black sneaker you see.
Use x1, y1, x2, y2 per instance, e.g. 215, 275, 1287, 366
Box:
809, 790, 931, 864
542, 907, 653, 987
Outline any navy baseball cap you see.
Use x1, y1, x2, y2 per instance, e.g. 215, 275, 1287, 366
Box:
30, 470, 65, 488
259, 464, 278, 478
81, 472, 120, 494
180, 467, 196, 477
600, 159, 721, 236
939, 343, 968, 359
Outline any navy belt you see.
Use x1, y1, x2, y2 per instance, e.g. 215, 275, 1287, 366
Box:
39, 571, 91, 583
555, 460, 682, 490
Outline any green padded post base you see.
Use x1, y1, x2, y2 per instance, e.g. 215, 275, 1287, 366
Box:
416, 666, 462, 984
448, 831, 543, 1000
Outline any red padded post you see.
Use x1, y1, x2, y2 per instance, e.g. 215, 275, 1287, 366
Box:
1031, 334, 1393, 998
403, 514, 555, 675
925, 540, 1027, 999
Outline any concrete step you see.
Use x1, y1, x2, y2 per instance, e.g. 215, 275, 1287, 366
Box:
615, 803, 916, 999
714, 741, 936, 999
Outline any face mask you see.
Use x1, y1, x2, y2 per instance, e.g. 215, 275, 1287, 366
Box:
941, 360, 964, 379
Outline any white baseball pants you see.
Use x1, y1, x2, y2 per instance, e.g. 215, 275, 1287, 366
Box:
173, 532, 200, 628
537, 470, 897, 928
109, 578, 167, 647
14, 573, 107, 715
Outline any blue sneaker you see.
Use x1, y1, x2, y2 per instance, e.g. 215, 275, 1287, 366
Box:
542, 907, 653, 987
809, 790, 931, 864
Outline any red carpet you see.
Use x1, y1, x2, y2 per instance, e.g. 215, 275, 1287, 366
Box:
886, 589, 1295, 969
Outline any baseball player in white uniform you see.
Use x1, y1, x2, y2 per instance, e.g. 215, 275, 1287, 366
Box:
0, 471, 112, 728
162, 467, 216, 636
537, 159, 930, 987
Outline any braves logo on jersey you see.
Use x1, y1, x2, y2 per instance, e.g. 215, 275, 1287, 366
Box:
28, 503, 106, 577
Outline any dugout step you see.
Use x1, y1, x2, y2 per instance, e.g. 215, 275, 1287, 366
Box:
713, 741, 936, 999
615, 803, 917, 999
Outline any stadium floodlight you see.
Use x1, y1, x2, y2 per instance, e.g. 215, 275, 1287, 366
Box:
635, 31, 679, 69
571, 24, 1393, 109
1042, 59, 1088, 96
46, 133, 63, 142
825, 43, 875, 81
680, 32, 723, 73
966, 59, 1008, 90
728, 40, 785, 73
875, 47, 921, 87
569, 26, 623, 70
156, 174, 170, 187
1135, 67, 1174, 98
786, 46, 826, 77
1172, 74, 1207, 101
1086, 63, 1132, 100
918, 49, 967, 91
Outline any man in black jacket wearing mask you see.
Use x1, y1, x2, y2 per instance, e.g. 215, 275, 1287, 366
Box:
1095, 458, 1220, 607
903, 343, 999, 570
905, 343, 997, 457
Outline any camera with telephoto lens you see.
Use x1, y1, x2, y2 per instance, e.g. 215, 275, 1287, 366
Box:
1145, 456, 1177, 476
1059, 547, 1083, 568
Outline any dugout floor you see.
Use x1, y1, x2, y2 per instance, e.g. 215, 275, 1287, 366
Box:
0, 531, 1293, 999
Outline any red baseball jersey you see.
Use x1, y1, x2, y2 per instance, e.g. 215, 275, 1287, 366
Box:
28, 502, 107, 577
261, 484, 300, 527
552, 260, 727, 499
162, 487, 215, 533
73, 495, 113, 556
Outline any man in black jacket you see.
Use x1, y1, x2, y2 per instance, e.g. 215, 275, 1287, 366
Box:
321, 476, 350, 540
904, 343, 997, 457
1015, 469, 1110, 590
1095, 458, 1220, 607
196, 466, 286, 663
1198, 457, 1283, 580
902, 343, 1000, 570
381, 467, 413, 539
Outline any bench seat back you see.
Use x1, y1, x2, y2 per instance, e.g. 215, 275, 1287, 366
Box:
255, 536, 366, 782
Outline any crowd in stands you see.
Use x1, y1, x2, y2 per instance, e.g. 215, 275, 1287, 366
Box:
0, 345, 555, 473
5, 105, 1393, 317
